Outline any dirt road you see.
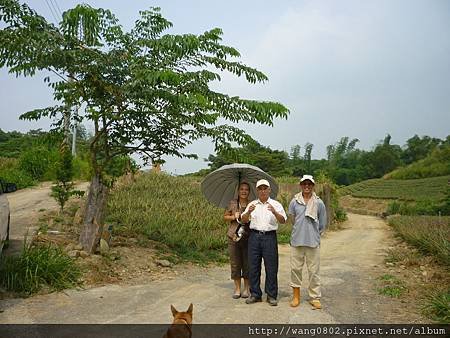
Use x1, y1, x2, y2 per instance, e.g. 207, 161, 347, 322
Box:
0, 211, 425, 324
5, 181, 89, 254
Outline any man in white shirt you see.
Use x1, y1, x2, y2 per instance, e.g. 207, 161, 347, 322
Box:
241, 179, 287, 306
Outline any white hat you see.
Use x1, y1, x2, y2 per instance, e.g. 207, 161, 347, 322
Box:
256, 179, 270, 188
300, 174, 315, 184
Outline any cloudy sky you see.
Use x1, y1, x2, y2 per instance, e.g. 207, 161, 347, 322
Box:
1, 0, 449, 174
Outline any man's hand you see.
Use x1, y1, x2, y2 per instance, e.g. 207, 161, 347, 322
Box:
268, 203, 286, 224
267, 203, 276, 214
241, 204, 255, 223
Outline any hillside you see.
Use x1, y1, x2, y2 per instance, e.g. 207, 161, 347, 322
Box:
385, 146, 450, 179
339, 175, 449, 202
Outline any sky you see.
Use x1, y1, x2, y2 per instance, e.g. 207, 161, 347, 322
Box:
1, 0, 449, 175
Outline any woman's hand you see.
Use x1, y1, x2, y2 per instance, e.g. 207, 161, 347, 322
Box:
234, 211, 240, 220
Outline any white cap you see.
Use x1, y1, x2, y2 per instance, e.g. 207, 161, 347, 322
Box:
256, 179, 270, 188
300, 174, 315, 184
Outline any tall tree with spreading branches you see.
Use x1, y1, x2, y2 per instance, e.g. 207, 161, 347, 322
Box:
0, 1, 289, 252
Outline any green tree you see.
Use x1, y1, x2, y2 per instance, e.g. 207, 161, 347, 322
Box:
402, 134, 442, 164
51, 143, 84, 212
366, 134, 402, 178
208, 141, 290, 177
0, 2, 289, 252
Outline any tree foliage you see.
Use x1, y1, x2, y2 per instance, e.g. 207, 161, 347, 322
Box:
0, 1, 288, 175
0, 1, 289, 251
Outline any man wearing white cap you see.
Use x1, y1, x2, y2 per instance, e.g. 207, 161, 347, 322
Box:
241, 179, 287, 306
288, 174, 327, 310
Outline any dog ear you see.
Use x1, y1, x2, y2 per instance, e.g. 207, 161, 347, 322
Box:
187, 303, 193, 315
170, 304, 178, 317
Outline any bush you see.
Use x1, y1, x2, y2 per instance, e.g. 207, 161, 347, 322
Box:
18, 147, 52, 180
73, 156, 91, 180
386, 199, 450, 216
0, 157, 35, 189
0, 244, 81, 295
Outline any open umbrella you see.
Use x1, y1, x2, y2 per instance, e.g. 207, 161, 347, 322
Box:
201, 163, 279, 208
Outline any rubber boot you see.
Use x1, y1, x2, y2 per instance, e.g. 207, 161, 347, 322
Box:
290, 287, 300, 307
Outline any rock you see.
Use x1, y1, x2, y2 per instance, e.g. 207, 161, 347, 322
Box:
422, 271, 427, 277
419, 265, 425, 271
385, 262, 394, 267
68, 250, 79, 258
79, 251, 89, 258
155, 259, 173, 268
74, 244, 83, 251
100, 239, 110, 254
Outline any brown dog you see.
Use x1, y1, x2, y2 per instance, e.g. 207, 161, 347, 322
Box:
163, 303, 193, 338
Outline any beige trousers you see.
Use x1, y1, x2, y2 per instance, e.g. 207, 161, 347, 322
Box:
290, 245, 321, 299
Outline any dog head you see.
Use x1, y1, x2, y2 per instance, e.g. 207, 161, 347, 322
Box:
170, 303, 193, 324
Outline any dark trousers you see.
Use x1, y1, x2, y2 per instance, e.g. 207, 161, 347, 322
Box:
248, 230, 278, 299
228, 238, 249, 279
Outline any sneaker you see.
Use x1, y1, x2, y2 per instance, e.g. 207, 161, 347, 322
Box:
245, 296, 262, 304
267, 296, 278, 306
309, 299, 322, 310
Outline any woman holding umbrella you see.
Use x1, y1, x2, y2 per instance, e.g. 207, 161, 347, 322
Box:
223, 182, 251, 299
201, 163, 279, 299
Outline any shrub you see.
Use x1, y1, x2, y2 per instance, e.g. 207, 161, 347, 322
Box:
51, 144, 84, 211
0, 157, 35, 189
0, 244, 81, 295
18, 147, 51, 180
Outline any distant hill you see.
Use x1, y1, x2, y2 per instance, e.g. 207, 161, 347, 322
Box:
384, 146, 450, 180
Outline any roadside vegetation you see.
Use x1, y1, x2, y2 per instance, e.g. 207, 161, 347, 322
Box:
0, 128, 91, 189
381, 215, 450, 323
0, 243, 81, 295
388, 216, 449, 266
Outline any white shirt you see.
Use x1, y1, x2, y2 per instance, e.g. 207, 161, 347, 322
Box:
244, 197, 287, 232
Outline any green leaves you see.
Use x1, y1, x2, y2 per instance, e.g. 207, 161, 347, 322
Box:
1, 1, 290, 171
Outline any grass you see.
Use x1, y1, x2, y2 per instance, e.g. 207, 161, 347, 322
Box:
422, 289, 450, 324
0, 243, 81, 295
377, 274, 407, 298
107, 172, 228, 262
388, 216, 450, 266
339, 175, 449, 202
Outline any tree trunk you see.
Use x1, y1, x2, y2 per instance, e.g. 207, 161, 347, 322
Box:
79, 173, 109, 253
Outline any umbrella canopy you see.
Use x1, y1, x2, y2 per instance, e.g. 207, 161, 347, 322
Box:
201, 163, 279, 208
